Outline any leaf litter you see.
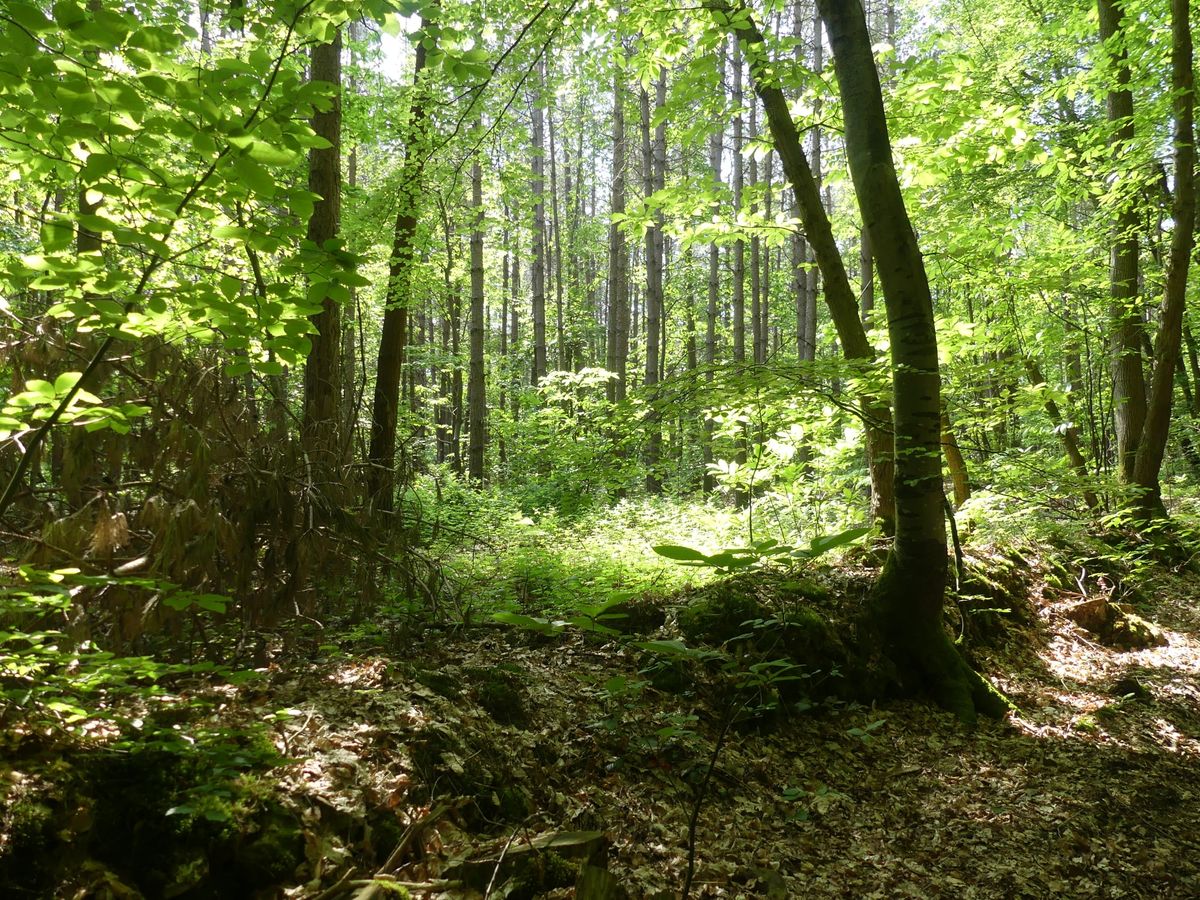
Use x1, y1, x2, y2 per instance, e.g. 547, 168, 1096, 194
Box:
4, 545, 1200, 898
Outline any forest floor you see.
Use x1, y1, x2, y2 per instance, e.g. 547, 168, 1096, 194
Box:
4, 530, 1200, 898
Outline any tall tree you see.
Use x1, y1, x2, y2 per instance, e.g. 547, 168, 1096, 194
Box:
818, 0, 1005, 721
606, 73, 629, 403
1129, 0, 1194, 516
367, 32, 428, 512
531, 60, 548, 386
731, 40, 747, 365
1097, 0, 1146, 484
641, 73, 666, 492
468, 153, 487, 483
708, 0, 896, 533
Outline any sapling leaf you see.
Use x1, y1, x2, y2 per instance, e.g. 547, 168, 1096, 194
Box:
652, 544, 708, 562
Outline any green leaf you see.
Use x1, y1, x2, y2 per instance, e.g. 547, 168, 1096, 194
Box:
490, 612, 564, 635
652, 544, 708, 562
808, 526, 872, 558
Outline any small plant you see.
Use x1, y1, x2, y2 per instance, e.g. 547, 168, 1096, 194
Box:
653, 525, 872, 574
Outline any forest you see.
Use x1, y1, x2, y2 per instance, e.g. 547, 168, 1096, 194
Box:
2, 0, 1200, 895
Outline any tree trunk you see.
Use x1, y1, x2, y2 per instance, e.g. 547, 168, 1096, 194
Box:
606, 73, 629, 403
731, 40, 746, 366
709, 0, 896, 534
367, 36, 427, 512
804, 10, 823, 363
531, 60, 548, 386
819, 0, 1006, 723
1097, 0, 1147, 485
549, 84, 567, 371
1130, 0, 1194, 518
468, 155, 487, 483
640, 76, 666, 492
704, 42, 725, 493
940, 402, 970, 508
302, 28, 343, 481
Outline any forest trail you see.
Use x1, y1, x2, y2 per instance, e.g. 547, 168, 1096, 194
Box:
5, 540, 1200, 899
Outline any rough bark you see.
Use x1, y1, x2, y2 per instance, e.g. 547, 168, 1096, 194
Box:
1097, 0, 1147, 484
819, 0, 1007, 723
468, 156, 487, 483
302, 29, 343, 480
367, 36, 427, 512
606, 73, 629, 403
531, 60, 548, 386
1129, 0, 1194, 518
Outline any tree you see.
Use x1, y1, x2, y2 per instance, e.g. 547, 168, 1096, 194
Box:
1129, 0, 1194, 517
302, 28, 344, 481
367, 30, 429, 513
468, 151, 487, 483
1097, 0, 1146, 488
817, 0, 1005, 721
708, 0, 896, 534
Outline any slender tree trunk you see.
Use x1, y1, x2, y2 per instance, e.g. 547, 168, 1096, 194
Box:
760, 150, 772, 364
607, 73, 629, 403
1097, 0, 1147, 484
940, 402, 970, 508
1024, 356, 1100, 510
749, 96, 762, 367
1130, 0, 1194, 517
731, 40, 746, 365
531, 60, 548, 386
641, 77, 666, 492
704, 43, 726, 492
468, 155, 487, 483
804, 10, 823, 362
819, 0, 1005, 722
709, 0, 895, 534
367, 36, 427, 512
549, 86, 567, 371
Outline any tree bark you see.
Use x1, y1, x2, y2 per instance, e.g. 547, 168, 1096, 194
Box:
731, 40, 747, 366
709, 0, 896, 534
1097, 0, 1147, 485
468, 155, 487, 483
367, 36, 427, 512
704, 42, 726, 492
302, 29, 343, 478
531, 59, 548, 386
1130, 0, 1194, 517
606, 73, 629, 404
819, 0, 1006, 722
640, 75, 666, 492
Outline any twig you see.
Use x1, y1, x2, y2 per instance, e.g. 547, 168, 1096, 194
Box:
310, 866, 357, 900
682, 701, 738, 900
483, 828, 521, 899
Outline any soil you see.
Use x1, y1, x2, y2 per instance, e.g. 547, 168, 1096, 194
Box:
3, 542, 1200, 898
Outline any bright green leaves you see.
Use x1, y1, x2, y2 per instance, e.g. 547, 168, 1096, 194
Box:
653, 527, 871, 573
0, 372, 148, 440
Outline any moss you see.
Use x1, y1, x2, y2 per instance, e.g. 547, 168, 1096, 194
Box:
678, 584, 768, 647
233, 807, 304, 887
411, 666, 462, 699
864, 554, 1012, 725
465, 666, 529, 727
601, 595, 667, 634
5, 799, 56, 851
502, 851, 578, 900
409, 723, 529, 824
